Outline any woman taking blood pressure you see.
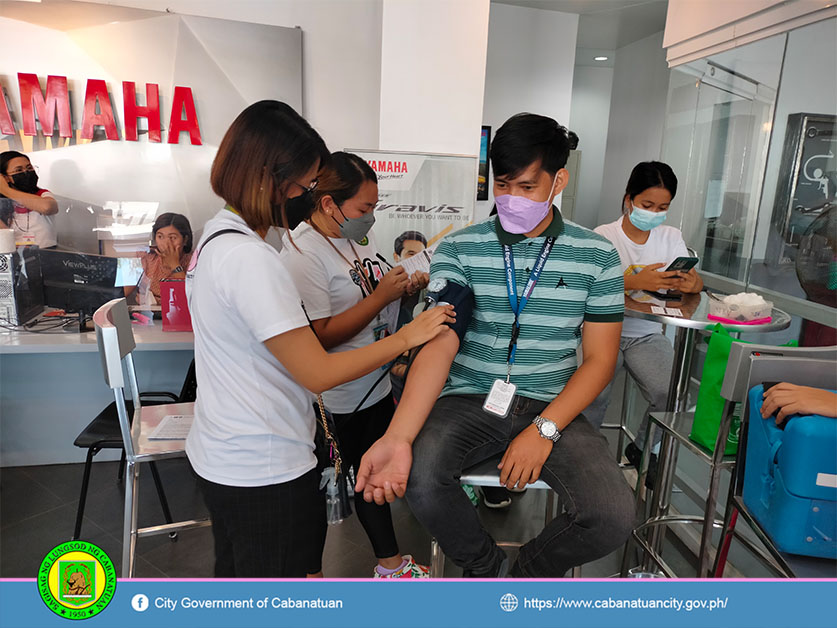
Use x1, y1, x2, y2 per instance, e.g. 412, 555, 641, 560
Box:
585, 161, 702, 475
185, 101, 453, 578
282, 151, 430, 578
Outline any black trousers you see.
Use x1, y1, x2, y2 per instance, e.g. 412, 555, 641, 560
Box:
197, 468, 325, 578
332, 395, 400, 559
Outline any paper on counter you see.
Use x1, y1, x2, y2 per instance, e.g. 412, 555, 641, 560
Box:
650, 306, 683, 317
148, 415, 194, 440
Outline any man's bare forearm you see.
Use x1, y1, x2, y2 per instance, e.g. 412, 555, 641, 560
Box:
386, 329, 459, 444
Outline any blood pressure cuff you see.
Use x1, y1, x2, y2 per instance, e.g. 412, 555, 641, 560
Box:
425, 278, 474, 342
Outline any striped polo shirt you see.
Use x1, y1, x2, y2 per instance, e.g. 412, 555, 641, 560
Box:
430, 208, 624, 402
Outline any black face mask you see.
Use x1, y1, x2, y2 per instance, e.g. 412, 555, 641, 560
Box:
273, 188, 315, 230
10, 170, 39, 194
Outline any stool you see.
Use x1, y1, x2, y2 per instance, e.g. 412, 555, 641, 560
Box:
600, 370, 638, 467
619, 408, 738, 577
429, 455, 582, 578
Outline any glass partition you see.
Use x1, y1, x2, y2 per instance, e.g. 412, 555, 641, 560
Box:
661, 35, 785, 284
659, 20, 836, 341
747, 18, 837, 339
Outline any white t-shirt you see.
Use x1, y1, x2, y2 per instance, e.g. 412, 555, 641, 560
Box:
11, 189, 57, 248
281, 222, 397, 414
594, 216, 689, 338
185, 209, 316, 487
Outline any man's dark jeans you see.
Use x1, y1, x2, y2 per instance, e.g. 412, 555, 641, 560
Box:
406, 395, 635, 577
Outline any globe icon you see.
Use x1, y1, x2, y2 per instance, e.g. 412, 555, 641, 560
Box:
499, 593, 519, 612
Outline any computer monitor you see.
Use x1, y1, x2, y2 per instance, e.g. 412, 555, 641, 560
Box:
39, 249, 122, 330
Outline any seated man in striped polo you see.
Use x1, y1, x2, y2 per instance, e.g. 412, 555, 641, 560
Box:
356, 113, 635, 578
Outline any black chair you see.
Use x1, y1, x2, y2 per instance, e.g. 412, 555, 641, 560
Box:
71, 359, 197, 541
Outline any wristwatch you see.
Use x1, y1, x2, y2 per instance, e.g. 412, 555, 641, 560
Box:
171, 265, 184, 274
532, 415, 561, 443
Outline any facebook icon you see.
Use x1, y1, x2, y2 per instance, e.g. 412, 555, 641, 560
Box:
131, 594, 149, 612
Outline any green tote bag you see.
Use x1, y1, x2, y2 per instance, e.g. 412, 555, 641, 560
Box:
690, 324, 795, 455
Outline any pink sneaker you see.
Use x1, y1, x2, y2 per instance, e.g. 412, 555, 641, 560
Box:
373, 555, 430, 579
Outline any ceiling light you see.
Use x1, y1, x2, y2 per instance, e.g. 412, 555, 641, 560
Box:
594, 56, 608, 61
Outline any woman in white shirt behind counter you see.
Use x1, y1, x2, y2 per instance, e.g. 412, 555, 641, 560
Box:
282, 151, 430, 578
185, 101, 453, 579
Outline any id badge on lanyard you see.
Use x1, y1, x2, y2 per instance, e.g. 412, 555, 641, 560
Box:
483, 237, 555, 418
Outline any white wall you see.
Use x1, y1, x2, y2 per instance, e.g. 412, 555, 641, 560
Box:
81, 0, 384, 152
479, 2, 579, 220
568, 66, 614, 229
599, 31, 670, 226
379, 0, 489, 157
752, 17, 837, 260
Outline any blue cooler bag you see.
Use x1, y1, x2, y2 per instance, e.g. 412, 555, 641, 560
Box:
742, 385, 837, 558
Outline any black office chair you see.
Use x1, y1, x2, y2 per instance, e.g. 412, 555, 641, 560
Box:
71, 358, 197, 541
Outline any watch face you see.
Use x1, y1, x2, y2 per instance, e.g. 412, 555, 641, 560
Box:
541, 421, 557, 437
427, 278, 448, 294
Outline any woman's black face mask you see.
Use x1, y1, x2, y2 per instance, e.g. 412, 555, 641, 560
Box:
272, 186, 315, 230
10, 170, 39, 194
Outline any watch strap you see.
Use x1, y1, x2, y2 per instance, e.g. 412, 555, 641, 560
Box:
533, 415, 561, 442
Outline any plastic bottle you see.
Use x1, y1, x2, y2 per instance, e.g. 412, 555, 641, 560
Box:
320, 467, 343, 525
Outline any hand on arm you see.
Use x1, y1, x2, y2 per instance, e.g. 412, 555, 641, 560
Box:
498, 321, 622, 487
265, 304, 454, 394
0, 179, 58, 215
623, 263, 680, 292
761, 383, 837, 424
355, 327, 460, 504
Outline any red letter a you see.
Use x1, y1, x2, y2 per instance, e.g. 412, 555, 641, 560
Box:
168, 86, 202, 145
81, 79, 119, 140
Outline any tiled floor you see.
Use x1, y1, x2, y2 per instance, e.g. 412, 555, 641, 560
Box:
0, 369, 706, 579
0, 452, 699, 579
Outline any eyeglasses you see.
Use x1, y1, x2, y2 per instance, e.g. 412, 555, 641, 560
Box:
291, 179, 318, 194
7, 164, 37, 176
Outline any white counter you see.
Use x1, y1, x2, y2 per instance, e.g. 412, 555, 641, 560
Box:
1, 322, 194, 467
0, 321, 194, 354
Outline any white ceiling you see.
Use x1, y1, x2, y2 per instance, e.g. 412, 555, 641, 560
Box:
494, 0, 668, 49
0, 0, 161, 30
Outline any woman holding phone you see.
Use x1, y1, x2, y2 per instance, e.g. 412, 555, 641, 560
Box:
584, 161, 702, 474
185, 101, 453, 578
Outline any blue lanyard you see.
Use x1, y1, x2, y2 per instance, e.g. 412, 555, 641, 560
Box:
502, 237, 555, 373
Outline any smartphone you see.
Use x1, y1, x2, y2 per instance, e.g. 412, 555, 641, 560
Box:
643, 290, 684, 301
666, 256, 699, 272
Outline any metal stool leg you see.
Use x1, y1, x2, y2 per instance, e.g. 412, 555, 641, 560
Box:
697, 446, 727, 576
122, 460, 140, 578
616, 372, 632, 464
430, 539, 445, 578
